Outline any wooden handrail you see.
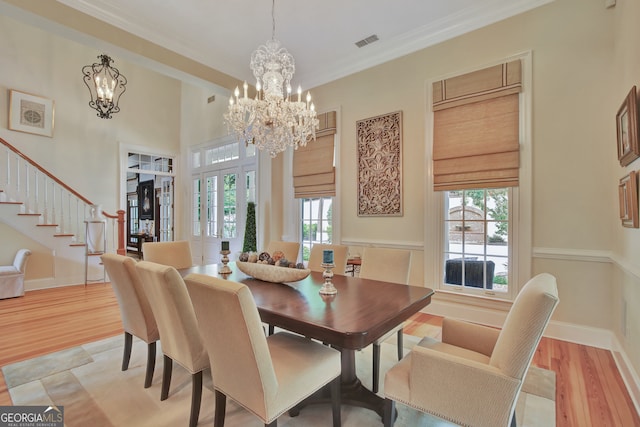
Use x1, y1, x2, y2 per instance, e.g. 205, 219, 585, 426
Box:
1, 136, 125, 254
1, 137, 95, 207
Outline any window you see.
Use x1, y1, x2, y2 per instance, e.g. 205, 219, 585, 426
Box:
431, 57, 528, 300
300, 197, 333, 262
443, 189, 511, 293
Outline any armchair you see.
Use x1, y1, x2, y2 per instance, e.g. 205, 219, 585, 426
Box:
0, 249, 31, 299
383, 273, 559, 427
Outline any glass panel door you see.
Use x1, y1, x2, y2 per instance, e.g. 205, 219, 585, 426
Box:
158, 177, 173, 242
202, 169, 240, 264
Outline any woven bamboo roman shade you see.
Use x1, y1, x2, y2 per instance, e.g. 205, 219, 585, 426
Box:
432, 60, 522, 191
293, 111, 337, 198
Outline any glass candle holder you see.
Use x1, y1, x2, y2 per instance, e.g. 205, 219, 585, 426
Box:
219, 250, 232, 274
319, 262, 337, 295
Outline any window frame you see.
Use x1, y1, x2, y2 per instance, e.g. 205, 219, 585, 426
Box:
426, 52, 532, 303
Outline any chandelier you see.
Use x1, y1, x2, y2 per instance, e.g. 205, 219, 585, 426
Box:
224, 0, 319, 157
82, 54, 127, 119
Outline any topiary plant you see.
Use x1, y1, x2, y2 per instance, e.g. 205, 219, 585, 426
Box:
243, 201, 257, 253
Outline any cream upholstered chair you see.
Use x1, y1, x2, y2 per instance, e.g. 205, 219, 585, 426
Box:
0, 249, 31, 299
184, 273, 342, 427
359, 247, 411, 393
135, 261, 209, 427
142, 240, 193, 268
265, 240, 300, 264
308, 243, 349, 275
101, 253, 159, 388
383, 273, 559, 427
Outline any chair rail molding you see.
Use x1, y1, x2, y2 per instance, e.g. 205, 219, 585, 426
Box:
532, 246, 612, 263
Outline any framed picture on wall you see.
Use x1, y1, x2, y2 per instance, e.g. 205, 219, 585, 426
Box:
619, 170, 638, 228
616, 86, 639, 167
138, 180, 154, 220
8, 89, 55, 137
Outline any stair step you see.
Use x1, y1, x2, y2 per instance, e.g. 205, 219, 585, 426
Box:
18, 213, 42, 216
37, 224, 58, 227
0, 201, 22, 205
69, 243, 86, 247
54, 233, 74, 237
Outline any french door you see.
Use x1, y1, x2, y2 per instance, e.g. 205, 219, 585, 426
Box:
200, 168, 241, 264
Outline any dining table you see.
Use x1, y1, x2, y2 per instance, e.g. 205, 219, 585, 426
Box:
178, 261, 434, 419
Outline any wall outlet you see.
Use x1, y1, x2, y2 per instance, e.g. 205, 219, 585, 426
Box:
605, 0, 616, 8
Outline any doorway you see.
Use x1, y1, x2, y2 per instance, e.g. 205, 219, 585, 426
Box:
190, 137, 257, 264
124, 152, 176, 255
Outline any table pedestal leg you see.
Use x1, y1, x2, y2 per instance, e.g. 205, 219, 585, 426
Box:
289, 347, 384, 419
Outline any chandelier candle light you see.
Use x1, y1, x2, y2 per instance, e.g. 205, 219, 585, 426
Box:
224, 0, 319, 157
82, 54, 127, 119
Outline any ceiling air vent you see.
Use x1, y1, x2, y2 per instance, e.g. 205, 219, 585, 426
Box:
355, 34, 379, 48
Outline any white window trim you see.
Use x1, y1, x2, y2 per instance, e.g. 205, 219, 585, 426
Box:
425, 51, 532, 303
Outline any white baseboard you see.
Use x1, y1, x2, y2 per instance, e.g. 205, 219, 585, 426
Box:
611, 336, 640, 416
25, 276, 88, 291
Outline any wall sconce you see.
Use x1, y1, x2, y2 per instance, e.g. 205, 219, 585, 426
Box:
82, 54, 127, 119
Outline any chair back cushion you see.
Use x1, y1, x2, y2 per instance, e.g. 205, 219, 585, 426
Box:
135, 261, 208, 373
102, 253, 158, 343
490, 273, 559, 379
142, 240, 193, 269
359, 247, 411, 285
307, 244, 349, 274
184, 274, 276, 418
13, 249, 31, 273
265, 241, 300, 264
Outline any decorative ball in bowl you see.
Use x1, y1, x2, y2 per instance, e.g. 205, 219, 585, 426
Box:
236, 261, 310, 283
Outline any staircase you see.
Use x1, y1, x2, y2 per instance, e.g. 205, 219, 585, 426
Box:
0, 137, 125, 289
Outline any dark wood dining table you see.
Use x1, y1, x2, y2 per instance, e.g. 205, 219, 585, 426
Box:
178, 262, 434, 419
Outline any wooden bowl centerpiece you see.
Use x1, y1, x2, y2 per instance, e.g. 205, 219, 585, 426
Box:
236, 261, 310, 283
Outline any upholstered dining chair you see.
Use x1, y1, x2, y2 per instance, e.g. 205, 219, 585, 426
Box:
184, 273, 342, 427
101, 253, 159, 388
358, 246, 411, 393
135, 261, 209, 427
308, 243, 349, 275
383, 273, 559, 427
141, 240, 193, 268
265, 240, 300, 264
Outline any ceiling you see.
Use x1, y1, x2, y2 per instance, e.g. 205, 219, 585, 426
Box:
4, 0, 552, 91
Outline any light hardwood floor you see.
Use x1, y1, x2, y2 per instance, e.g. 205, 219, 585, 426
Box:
1, 284, 638, 426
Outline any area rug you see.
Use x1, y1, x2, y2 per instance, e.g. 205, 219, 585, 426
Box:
3, 334, 555, 426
